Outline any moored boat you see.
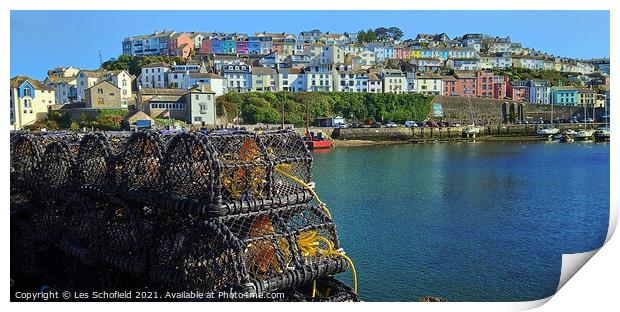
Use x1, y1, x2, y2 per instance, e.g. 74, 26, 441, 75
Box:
574, 129, 594, 139
537, 127, 560, 136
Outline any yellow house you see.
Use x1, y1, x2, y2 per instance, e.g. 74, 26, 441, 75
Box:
411, 49, 423, 59
10, 76, 56, 129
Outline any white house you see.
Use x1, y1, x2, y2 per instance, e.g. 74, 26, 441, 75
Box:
276, 68, 306, 92
304, 65, 333, 92
222, 64, 253, 92
76, 70, 104, 101
138, 62, 170, 88
380, 69, 407, 94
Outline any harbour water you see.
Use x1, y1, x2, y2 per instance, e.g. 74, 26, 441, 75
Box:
312, 141, 610, 302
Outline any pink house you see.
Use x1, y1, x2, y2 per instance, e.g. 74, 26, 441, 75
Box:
169, 32, 194, 59
507, 81, 528, 101
393, 46, 404, 60
200, 39, 212, 53
476, 71, 494, 98
236, 41, 249, 55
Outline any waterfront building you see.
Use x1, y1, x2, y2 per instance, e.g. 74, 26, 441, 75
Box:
10, 76, 56, 129
84, 80, 122, 109
138, 62, 170, 89
122, 30, 175, 57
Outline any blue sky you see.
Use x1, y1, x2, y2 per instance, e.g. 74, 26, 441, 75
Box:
11, 10, 610, 80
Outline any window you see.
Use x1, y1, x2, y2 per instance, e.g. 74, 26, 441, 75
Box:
23, 86, 31, 97
195, 94, 199, 100
123, 90, 127, 96
97, 88, 103, 94
98, 98, 104, 104
194, 116, 203, 122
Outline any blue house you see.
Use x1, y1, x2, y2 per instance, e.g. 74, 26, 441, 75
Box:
551, 86, 579, 106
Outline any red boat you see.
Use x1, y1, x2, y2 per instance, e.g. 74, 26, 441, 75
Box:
304, 130, 333, 149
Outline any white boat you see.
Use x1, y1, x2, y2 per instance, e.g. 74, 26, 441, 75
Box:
537, 96, 559, 136
537, 127, 560, 135
462, 93, 480, 136
564, 129, 576, 135
574, 129, 594, 139
463, 124, 481, 134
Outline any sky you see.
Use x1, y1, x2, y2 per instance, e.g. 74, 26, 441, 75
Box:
10, 10, 610, 80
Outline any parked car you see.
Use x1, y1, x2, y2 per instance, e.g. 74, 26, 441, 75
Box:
385, 121, 397, 128
426, 121, 439, 128
371, 122, 382, 128
334, 122, 347, 129
404, 121, 418, 127
451, 122, 460, 127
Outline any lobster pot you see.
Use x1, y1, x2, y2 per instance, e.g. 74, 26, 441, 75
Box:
58, 195, 100, 266
258, 130, 313, 205
183, 203, 348, 295
39, 140, 77, 197
284, 277, 359, 302
10, 133, 43, 190
96, 196, 146, 275
11, 193, 45, 276
31, 197, 66, 242
206, 131, 272, 215
158, 132, 219, 213
74, 133, 115, 196
115, 131, 165, 201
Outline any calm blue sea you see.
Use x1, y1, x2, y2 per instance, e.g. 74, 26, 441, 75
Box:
312, 141, 610, 302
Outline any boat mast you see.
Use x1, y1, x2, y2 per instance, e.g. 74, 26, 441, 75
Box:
605, 93, 609, 129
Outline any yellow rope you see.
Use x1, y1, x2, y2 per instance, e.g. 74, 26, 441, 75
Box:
274, 163, 332, 219
298, 230, 358, 294
275, 163, 357, 294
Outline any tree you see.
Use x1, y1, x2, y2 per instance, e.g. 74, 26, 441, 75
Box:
374, 27, 389, 41
388, 27, 404, 41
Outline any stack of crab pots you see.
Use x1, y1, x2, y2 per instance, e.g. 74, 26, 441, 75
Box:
10, 129, 358, 302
